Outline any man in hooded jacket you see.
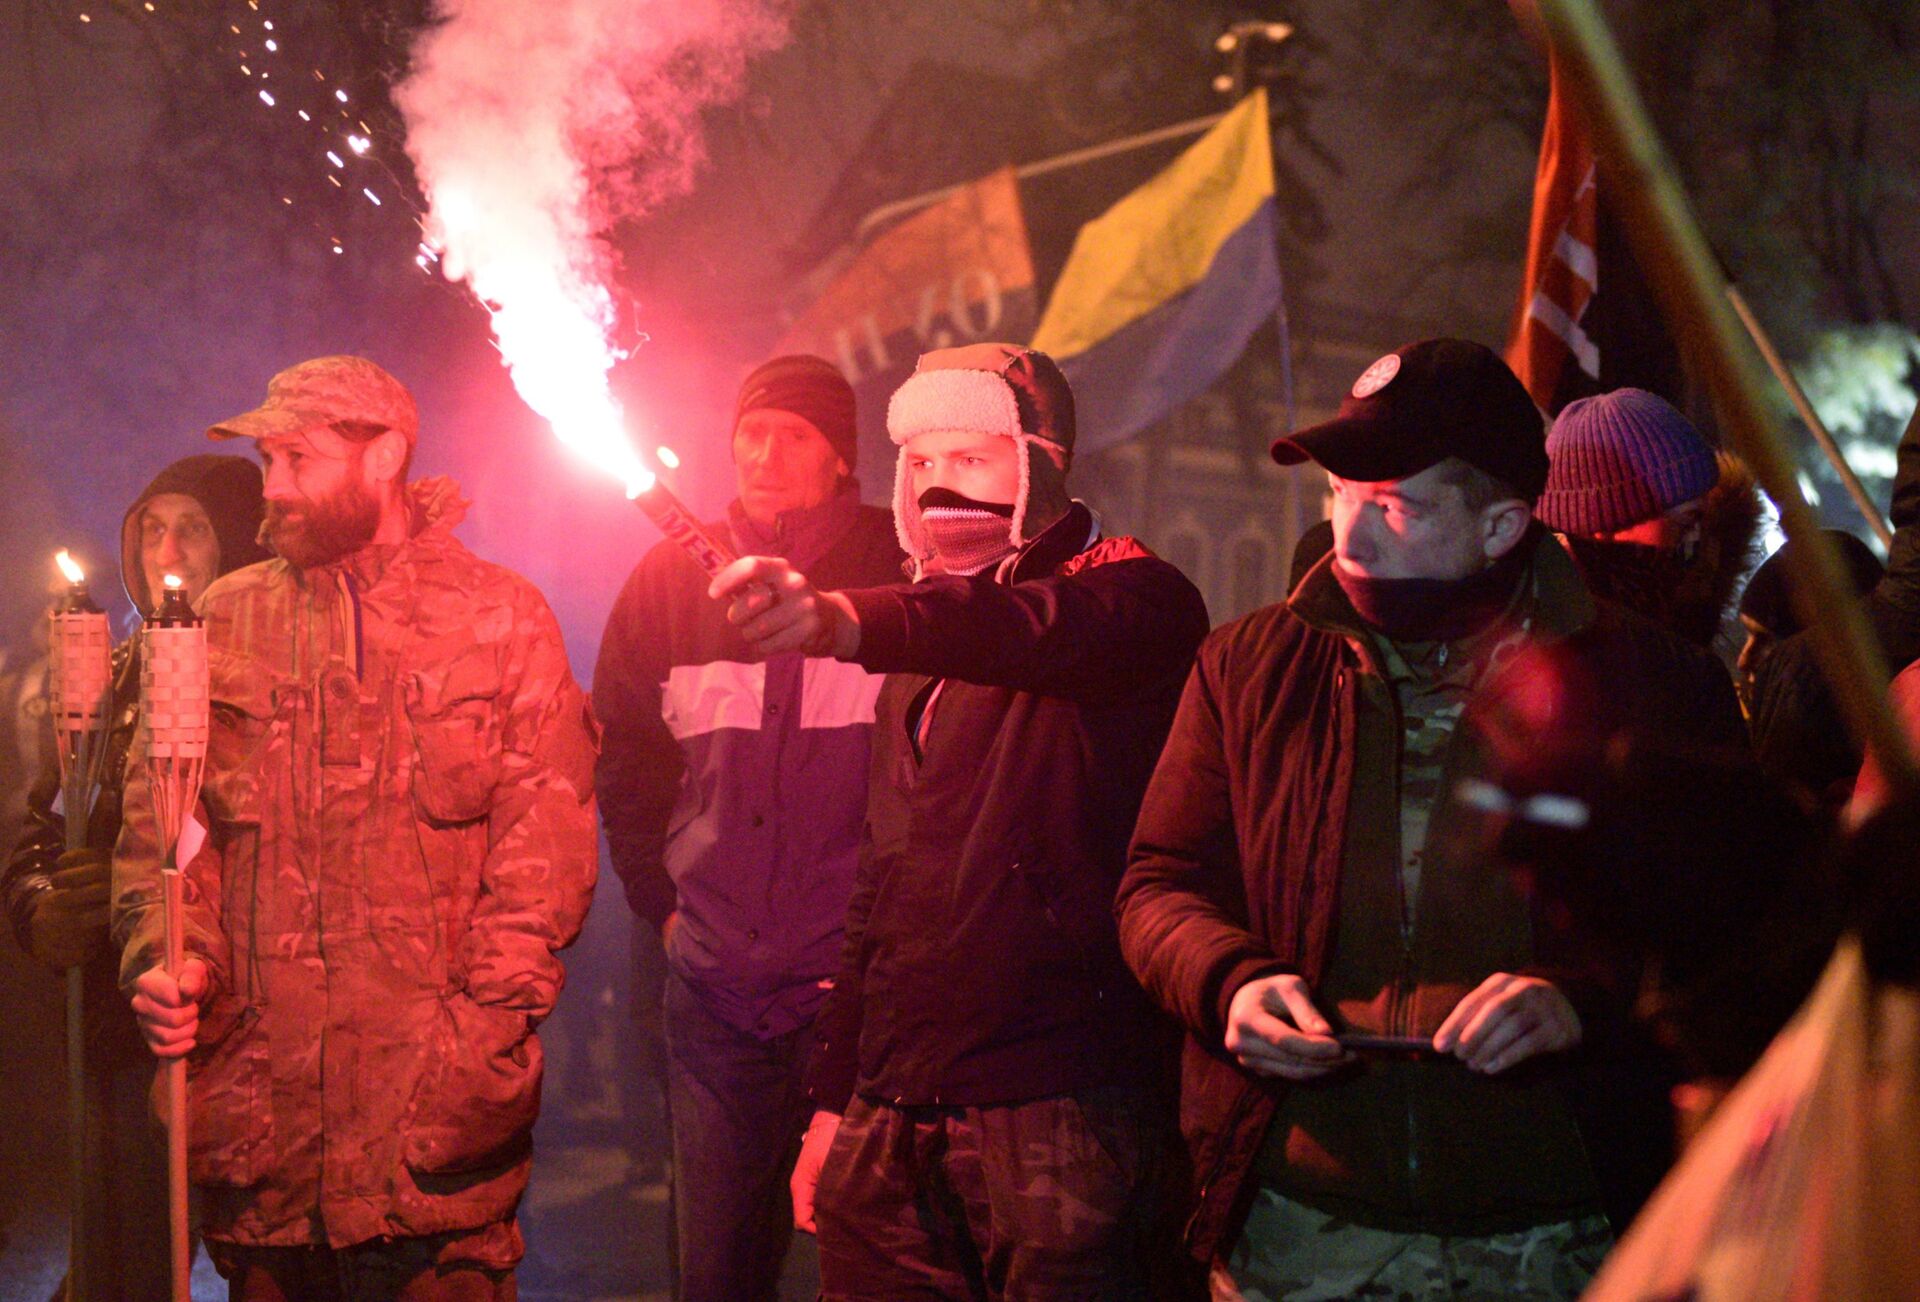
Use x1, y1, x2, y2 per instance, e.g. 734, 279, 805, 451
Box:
712, 343, 1210, 1300
5, 453, 268, 1300
111, 356, 599, 1297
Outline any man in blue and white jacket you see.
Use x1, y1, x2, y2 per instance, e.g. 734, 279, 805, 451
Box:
593, 355, 903, 1302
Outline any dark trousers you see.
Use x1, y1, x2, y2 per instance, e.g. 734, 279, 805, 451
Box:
814, 1088, 1164, 1302
663, 970, 818, 1302
215, 1236, 515, 1302
67, 1031, 172, 1301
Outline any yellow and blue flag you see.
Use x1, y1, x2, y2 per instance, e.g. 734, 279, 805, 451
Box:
1031, 89, 1283, 450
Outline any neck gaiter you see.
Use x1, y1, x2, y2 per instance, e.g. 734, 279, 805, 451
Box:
1334, 532, 1534, 643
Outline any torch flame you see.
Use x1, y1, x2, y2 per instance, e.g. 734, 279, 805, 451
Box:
163, 574, 184, 591
55, 550, 85, 584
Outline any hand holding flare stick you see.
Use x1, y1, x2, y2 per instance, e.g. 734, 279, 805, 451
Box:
139, 574, 206, 1302
48, 549, 112, 1302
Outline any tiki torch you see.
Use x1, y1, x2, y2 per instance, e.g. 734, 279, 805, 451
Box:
139, 574, 205, 1302
48, 549, 112, 1302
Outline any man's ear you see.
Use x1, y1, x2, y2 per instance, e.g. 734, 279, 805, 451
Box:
364, 429, 407, 485
1482, 500, 1532, 562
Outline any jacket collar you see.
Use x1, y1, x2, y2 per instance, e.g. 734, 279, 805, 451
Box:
727, 479, 865, 573
1003, 500, 1100, 585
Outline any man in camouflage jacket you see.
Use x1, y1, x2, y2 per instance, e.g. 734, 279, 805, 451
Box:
113, 356, 599, 1296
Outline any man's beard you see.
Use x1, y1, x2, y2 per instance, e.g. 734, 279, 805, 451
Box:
263, 479, 382, 570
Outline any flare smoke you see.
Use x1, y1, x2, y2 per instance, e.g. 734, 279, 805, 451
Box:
396, 0, 789, 484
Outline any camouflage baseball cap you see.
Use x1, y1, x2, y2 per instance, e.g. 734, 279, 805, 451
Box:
207, 355, 419, 446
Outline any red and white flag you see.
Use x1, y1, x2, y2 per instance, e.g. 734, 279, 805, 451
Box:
1507, 54, 1601, 414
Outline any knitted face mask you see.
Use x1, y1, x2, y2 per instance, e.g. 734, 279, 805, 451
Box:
917, 486, 1016, 577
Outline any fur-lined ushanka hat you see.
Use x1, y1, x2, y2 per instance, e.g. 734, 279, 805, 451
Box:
884, 343, 1075, 571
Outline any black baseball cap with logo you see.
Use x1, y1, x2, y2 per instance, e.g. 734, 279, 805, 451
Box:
1270, 338, 1549, 501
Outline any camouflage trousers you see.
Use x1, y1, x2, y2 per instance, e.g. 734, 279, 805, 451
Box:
210, 1226, 519, 1301
1211, 1188, 1612, 1302
814, 1088, 1164, 1301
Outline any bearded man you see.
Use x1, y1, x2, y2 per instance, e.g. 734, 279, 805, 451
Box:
112, 355, 599, 1298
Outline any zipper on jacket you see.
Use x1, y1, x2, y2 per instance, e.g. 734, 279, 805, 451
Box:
1186, 1080, 1262, 1252
338, 570, 364, 678
1383, 662, 1422, 1210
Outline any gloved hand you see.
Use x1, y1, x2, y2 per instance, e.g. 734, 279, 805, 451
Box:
25, 848, 111, 970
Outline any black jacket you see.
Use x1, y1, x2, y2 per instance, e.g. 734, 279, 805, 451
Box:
806, 503, 1210, 1110
1751, 405, 1920, 804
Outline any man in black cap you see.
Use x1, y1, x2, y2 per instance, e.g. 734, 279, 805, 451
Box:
593, 354, 902, 1301
1114, 339, 1746, 1299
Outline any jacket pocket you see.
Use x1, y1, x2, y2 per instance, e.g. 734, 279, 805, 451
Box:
202, 650, 279, 827
183, 1003, 274, 1187
1014, 846, 1114, 981
405, 647, 504, 824
402, 994, 541, 1175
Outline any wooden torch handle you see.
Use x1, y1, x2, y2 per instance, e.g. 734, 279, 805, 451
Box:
162, 869, 190, 1302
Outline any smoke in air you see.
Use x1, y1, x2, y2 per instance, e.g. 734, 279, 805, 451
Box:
396, 0, 790, 491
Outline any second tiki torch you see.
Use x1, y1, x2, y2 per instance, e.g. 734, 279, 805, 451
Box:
139, 575, 206, 1302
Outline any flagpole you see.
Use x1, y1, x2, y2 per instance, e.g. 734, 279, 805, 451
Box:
1271, 302, 1295, 435
1725, 284, 1894, 548
853, 113, 1230, 246
1535, 0, 1917, 795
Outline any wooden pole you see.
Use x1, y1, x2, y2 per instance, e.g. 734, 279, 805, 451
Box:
62, 806, 88, 1302
1535, 0, 1918, 796
141, 584, 205, 1302
162, 866, 190, 1302
853, 112, 1228, 245
1726, 284, 1894, 548
50, 574, 110, 1302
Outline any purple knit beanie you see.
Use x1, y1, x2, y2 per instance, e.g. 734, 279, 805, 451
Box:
1537, 388, 1717, 536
